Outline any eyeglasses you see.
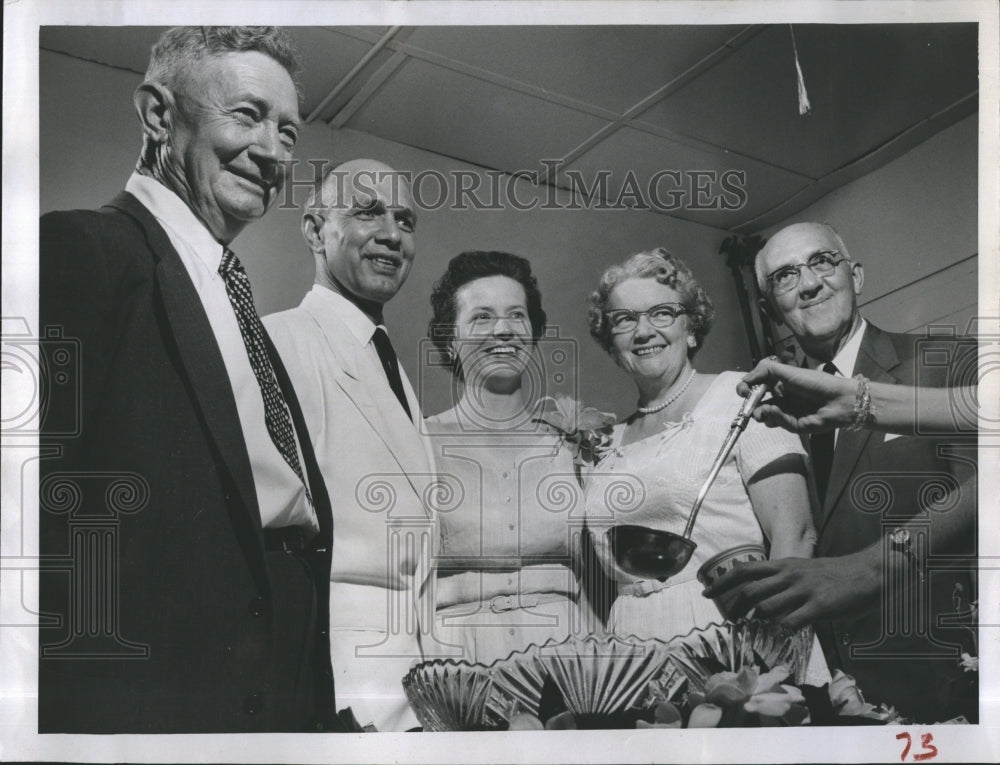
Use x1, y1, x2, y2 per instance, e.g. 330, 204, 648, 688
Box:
604, 303, 687, 334
765, 250, 849, 295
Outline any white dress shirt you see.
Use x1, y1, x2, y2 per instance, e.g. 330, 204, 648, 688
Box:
126, 173, 317, 534
313, 285, 391, 380
804, 318, 868, 446
264, 285, 437, 586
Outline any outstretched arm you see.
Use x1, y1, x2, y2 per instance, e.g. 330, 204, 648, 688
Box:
736, 358, 978, 435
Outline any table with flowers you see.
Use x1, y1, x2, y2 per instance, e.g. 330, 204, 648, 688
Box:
399, 619, 938, 731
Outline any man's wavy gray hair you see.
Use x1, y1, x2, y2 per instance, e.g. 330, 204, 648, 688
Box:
145, 26, 301, 95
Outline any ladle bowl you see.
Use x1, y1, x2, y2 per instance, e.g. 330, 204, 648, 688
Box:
607, 386, 767, 583
608, 525, 697, 581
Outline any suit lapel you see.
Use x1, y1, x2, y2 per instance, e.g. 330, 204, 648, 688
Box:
818, 324, 900, 534
381, 364, 435, 498
304, 298, 433, 497
107, 193, 268, 575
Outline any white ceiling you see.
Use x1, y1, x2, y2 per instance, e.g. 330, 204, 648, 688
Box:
40, 23, 978, 233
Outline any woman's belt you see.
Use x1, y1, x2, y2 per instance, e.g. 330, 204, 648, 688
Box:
617, 571, 698, 598
436, 555, 571, 574
433, 563, 578, 610
437, 591, 574, 615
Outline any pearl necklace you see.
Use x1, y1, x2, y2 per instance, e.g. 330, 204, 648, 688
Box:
636, 368, 697, 415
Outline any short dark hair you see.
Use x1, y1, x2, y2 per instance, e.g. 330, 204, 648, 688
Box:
145, 26, 301, 94
428, 251, 547, 378
588, 247, 714, 358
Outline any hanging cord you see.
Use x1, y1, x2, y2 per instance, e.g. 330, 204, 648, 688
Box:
790, 25, 812, 116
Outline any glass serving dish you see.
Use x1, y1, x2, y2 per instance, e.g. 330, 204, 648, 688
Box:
401, 660, 499, 731
534, 634, 673, 716
403, 635, 677, 731
402, 620, 811, 730
665, 618, 814, 692
402, 645, 551, 731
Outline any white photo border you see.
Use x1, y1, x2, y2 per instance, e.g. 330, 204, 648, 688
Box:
3, 1, 998, 763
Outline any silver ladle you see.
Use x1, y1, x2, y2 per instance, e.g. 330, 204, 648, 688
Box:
609, 384, 769, 580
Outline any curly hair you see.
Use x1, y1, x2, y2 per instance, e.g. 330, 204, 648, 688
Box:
588, 247, 714, 358
428, 251, 547, 378
145, 26, 301, 94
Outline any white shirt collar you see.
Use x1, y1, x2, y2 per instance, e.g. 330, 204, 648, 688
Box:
805, 318, 868, 376
305, 284, 385, 346
125, 172, 225, 270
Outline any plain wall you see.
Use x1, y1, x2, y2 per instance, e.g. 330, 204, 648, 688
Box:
761, 114, 979, 342
39, 49, 752, 419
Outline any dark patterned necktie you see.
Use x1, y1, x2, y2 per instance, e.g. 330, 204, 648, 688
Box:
372, 327, 412, 420
811, 361, 839, 503
218, 249, 311, 501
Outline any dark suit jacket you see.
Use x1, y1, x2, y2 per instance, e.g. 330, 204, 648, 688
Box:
38, 191, 339, 733
814, 323, 977, 723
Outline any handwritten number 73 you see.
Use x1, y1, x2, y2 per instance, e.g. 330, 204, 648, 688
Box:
896, 732, 938, 761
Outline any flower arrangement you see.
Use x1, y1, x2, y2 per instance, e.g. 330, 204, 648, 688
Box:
627, 667, 900, 729
826, 670, 904, 722
656, 665, 810, 728
533, 395, 616, 481
504, 665, 906, 730
637, 667, 905, 729
402, 623, 971, 731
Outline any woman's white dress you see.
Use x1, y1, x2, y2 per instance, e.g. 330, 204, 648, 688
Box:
584, 372, 808, 640
424, 417, 594, 665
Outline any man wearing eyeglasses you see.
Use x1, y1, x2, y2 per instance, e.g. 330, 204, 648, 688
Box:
706, 221, 977, 723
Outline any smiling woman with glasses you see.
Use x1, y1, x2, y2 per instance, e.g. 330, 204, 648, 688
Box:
581, 248, 825, 667
605, 302, 688, 333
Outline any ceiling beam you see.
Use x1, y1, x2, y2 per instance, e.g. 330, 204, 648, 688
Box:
622, 118, 815, 179
322, 24, 808, 187
305, 26, 403, 124
539, 24, 770, 186
327, 48, 411, 129
730, 91, 978, 234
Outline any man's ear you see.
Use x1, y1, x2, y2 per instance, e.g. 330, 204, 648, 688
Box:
758, 296, 783, 326
850, 261, 865, 295
133, 81, 174, 145
301, 212, 324, 252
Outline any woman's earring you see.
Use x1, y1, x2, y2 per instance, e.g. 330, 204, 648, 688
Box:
686, 335, 696, 348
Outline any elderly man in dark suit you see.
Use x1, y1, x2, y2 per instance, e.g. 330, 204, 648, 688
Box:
706, 222, 977, 723
39, 26, 342, 733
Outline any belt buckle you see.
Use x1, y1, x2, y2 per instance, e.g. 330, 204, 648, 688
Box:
489, 595, 515, 613
627, 579, 667, 598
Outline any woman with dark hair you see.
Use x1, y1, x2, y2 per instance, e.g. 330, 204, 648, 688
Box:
425, 251, 599, 664
582, 248, 818, 642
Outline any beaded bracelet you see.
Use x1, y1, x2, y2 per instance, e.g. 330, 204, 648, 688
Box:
847, 374, 877, 431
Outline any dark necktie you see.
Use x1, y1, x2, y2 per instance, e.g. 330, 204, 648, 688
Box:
810, 361, 838, 503
372, 327, 412, 421
218, 249, 311, 501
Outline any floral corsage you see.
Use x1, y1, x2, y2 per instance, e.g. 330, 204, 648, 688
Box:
533, 395, 616, 481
